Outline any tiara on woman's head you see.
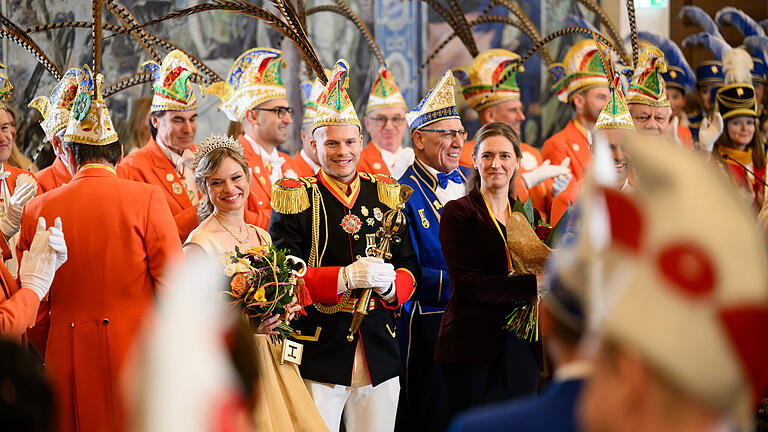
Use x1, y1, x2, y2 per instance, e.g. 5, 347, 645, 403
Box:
193, 134, 245, 167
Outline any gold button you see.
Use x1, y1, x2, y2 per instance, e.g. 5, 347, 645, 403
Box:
166, 173, 175, 181
102, 319, 109, 325
70, 322, 74, 327
355, 255, 361, 259
353, 234, 360, 240
373, 162, 382, 170
572, 144, 580, 152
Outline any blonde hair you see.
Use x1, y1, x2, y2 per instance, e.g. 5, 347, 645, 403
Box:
121, 96, 152, 153
193, 147, 251, 221
0, 104, 36, 172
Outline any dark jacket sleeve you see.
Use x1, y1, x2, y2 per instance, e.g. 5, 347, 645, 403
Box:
439, 198, 536, 305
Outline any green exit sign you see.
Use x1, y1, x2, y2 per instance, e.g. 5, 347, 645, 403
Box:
637, 0, 668, 6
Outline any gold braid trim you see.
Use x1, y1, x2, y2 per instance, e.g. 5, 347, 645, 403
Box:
310, 182, 350, 314
271, 178, 311, 214
372, 174, 402, 210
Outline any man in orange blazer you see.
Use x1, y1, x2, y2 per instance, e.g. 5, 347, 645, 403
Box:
18, 66, 183, 432
542, 40, 610, 182
205, 48, 299, 229
29, 67, 85, 193
358, 67, 414, 179
120, 50, 210, 241
455, 49, 571, 222
294, 77, 324, 177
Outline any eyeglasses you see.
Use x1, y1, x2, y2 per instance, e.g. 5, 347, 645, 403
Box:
419, 128, 468, 139
368, 115, 406, 128
252, 106, 294, 119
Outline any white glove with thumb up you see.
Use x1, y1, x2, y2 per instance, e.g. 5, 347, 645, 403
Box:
0, 182, 37, 239
521, 159, 572, 189
19, 217, 57, 300
698, 112, 724, 154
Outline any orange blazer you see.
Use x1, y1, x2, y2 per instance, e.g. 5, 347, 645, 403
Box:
35, 157, 72, 193
292, 150, 318, 177
17, 166, 183, 432
460, 139, 553, 221
358, 142, 392, 176
677, 125, 695, 150
0, 257, 39, 343
541, 120, 591, 182
239, 134, 298, 228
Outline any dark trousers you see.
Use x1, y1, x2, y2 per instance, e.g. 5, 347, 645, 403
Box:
440, 333, 540, 430
395, 311, 447, 432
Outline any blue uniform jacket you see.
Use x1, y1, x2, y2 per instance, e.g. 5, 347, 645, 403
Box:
448, 379, 585, 432
398, 159, 471, 315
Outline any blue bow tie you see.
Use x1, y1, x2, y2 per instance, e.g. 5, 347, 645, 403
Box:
437, 170, 463, 189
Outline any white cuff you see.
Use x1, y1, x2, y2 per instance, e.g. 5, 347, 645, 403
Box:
337, 267, 348, 295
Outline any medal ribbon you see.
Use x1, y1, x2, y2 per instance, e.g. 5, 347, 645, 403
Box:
481, 191, 513, 273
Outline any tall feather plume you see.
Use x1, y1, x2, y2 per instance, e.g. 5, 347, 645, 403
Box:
715, 7, 766, 39
305, 1, 385, 67
761, 19, 768, 36
677, 6, 722, 38
625, 0, 638, 68
722, 47, 754, 84
446, 0, 478, 57
489, 0, 552, 66
93, 0, 102, 76
637, 31, 695, 92
105, 0, 327, 85
27, 21, 222, 84
744, 35, 768, 69
0, 12, 62, 79
420, 0, 478, 57
681, 32, 731, 60
103, 0, 160, 62
574, 0, 629, 65
481, 27, 621, 106
0, 25, 61, 80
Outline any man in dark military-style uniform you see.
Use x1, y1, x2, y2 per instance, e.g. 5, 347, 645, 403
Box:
269, 59, 419, 432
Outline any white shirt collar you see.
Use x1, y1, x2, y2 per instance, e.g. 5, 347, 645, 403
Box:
244, 133, 282, 164
300, 149, 321, 173
156, 137, 194, 171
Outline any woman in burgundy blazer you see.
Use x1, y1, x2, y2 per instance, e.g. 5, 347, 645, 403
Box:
436, 122, 540, 423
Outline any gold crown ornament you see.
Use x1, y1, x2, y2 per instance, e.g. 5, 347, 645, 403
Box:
365, 66, 407, 114
625, 46, 670, 107
63, 65, 118, 146
193, 134, 246, 167
0, 63, 12, 102
204, 48, 288, 122
29, 67, 83, 139
406, 70, 459, 132
453, 49, 524, 112
144, 49, 199, 113
551, 39, 609, 103
312, 59, 361, 131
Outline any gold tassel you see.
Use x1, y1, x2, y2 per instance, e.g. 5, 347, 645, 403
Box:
374, 175, 401, 210
271, 179, 310, 214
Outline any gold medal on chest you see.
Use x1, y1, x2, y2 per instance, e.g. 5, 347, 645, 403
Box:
360, 206, 369, 217
373, 207, 383, 221
172, 183, 184, 195
418, 208, 430, 228
166, 173, 175, 182
340, 213, 362, 235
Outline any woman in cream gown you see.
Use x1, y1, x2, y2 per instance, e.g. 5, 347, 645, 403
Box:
183, 138, 327, 432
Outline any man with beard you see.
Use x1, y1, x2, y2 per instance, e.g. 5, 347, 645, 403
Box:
542, 40, 610, 182
358, 67, 413, 180
269, 60, 419, 432
204, 47, 299, 229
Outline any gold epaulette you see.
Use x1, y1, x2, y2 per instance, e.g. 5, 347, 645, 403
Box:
271, 177, 316, 214
361, 172, 401, 209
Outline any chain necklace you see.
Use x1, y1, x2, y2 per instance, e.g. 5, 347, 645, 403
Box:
214, 213, 251, 244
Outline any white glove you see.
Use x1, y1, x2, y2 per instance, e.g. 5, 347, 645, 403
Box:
521, 158, 571, 189
0, 182, 37, 238
48, 217, 67, 271
19, 217, 57, 301
551, 173, 572, 198
339, 257, 397, 293
698, 112, 724, 154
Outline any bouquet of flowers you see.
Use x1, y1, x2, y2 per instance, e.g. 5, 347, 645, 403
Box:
503, 199, 574, 342
222, 244, 308, 341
